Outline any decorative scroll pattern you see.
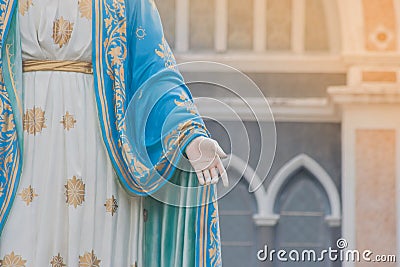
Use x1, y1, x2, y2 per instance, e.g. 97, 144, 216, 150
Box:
102, 0, 147, 180
196, 185, 222, 267
99, 0, 208, 193
155, 36, 176, 69
0, 0, 22, 235
208, 194, 222, 266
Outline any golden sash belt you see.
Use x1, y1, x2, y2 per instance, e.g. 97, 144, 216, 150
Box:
22, 60, 93, 74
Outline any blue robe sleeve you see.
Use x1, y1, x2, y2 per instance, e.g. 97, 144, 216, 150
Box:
124, 0, 211, 192
124, 4, 222, 266
95, 0, 209, 195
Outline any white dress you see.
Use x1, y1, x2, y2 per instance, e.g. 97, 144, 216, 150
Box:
0, 0, 144, 266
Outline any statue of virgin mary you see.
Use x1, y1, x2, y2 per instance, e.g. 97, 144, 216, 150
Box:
0, 0, 226, 266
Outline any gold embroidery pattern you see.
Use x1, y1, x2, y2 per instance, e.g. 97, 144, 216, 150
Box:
98, 0, 209, 193
109, 46, 123, 66
0, 183, 4, 198
18, 185, 38, 206
50, 253, 66, 267
209, 198, 222, 266
78, 0, 92, 19
174, 91, 198, 115
103, 0, 151, 181
79, 250, 101, 267
60, 111, 77, 131
132, 157, 149, 176
155, 37, 176, 69
0, 0, 24, 234
148, 122, 208, 191
0, 252, 27, 267
65, 176, 85, 208
23, 106, 46, 135
0, 113, 13, 133
104, 195, 118, 216
18, 0, 33, 15
52, 17, 74, 48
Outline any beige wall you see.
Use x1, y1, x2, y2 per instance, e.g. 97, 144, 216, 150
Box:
355, 129, 397, 267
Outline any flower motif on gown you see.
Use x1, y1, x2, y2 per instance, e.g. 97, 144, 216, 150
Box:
104, 195, 118, 216
23, 106, 47, 135
79, 250, 101, 267
0, 252, 27, 267
60, 111, 77, 131
0, 0, 145, 266
50, 253, 66, 267
78, 0, 92, 19
18, 185, 38, 206
64, 176, 86, 208
18, 0, 33, 16
52, 17, 74, 48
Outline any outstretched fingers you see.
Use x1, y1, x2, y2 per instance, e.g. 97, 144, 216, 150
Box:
203, 169, 212, 185
196, 171, 205, 186
210, 167, 219, 184
216, 158, 229, 187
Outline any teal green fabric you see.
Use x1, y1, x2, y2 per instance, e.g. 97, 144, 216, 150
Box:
0, 0, 23, 235
0, 1, 222, 266
94, 0, 210, 196
143, 168, 198, 267
2, 9, 23, 151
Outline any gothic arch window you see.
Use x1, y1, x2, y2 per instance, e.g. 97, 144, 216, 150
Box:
218, 154, 341, 267
255, 154, 341, 228
255, 154, 342, 267
274, 168, 333, 267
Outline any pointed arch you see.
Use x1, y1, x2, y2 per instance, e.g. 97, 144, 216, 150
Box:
254, 154, 341, 227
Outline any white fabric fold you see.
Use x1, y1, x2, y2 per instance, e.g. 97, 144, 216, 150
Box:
0, 1, 143, 266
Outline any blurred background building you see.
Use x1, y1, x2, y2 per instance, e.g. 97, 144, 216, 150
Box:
155, 0, 398, 266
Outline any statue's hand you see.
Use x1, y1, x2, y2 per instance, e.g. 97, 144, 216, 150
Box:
185, 136, 229, 187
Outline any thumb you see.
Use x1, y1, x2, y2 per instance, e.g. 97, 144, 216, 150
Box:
214, 141, 227, 158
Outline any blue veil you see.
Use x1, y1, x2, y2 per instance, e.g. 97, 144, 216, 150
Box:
0, 0, 222, 265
